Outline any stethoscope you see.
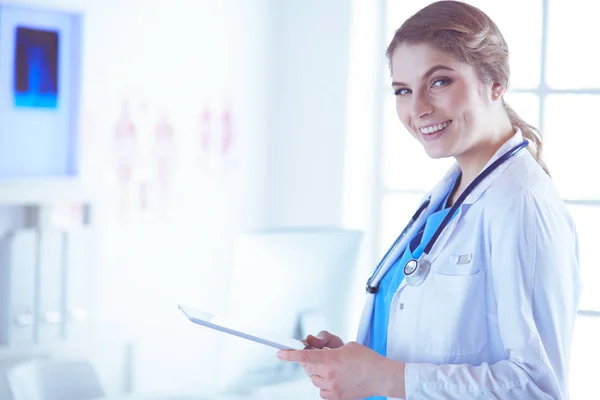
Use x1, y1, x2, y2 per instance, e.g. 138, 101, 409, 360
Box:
366, 140, 529, 293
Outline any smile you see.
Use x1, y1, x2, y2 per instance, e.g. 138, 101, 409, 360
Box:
419, 120, 452, 135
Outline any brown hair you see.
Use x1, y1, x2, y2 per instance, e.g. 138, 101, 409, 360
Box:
386, 0, 550, 175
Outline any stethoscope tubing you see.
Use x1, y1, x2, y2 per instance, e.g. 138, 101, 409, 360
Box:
366, 140, 529, 293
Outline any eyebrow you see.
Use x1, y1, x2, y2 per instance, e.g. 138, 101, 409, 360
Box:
391, 65, 456, 87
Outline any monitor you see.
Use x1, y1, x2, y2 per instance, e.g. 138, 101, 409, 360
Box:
217, 227, 363, 393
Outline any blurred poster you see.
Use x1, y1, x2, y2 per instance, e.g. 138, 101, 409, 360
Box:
109, 93, 238, 225
152, 113, 176, 218
196, 100, 237, 180
113, 100, 137, 222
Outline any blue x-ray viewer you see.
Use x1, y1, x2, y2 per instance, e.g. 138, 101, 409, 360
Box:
14, 26, 59, 109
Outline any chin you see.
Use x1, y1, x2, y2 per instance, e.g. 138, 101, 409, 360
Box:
423, 146, 451, 159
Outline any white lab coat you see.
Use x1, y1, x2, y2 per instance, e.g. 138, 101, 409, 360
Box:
357, 130, 581, 399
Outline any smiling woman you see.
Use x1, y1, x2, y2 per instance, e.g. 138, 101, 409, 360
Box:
277, 2, 581, 400
387, 12, 550, 196
388, 42, 522, 203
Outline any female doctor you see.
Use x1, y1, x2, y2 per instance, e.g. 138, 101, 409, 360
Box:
277, 1, 581, 399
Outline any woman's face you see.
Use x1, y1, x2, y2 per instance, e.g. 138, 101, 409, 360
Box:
390, 42, 494, 160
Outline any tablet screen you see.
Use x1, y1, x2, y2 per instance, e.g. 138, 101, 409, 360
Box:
178, 304, 308, 351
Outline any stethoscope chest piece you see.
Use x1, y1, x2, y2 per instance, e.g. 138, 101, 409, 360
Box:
404, 258, 431, 287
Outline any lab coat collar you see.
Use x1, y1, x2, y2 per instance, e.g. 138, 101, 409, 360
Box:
463, 128, 526, 205
430, 128, 526, 207
428, 163, 461, 211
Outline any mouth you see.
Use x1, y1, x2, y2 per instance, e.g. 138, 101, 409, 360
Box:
419, 120, 452, 135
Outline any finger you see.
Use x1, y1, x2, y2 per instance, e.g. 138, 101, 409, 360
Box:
310, 364, 328, 378
316, 331, 334, 346
306, 331, 339, 349
316, 330, 331, 339
303, 363, 313, 377
304, 363, 328, 380
317, 331, 342, 349
276, 349, 326, 364
310, 375, 331, 390
305, 334, 326, 348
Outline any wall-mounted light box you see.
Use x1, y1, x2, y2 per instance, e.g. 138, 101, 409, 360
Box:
14, 26, 59, 109
0, 4, 85, 204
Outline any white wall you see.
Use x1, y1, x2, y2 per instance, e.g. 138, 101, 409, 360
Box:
266, 0, 352, 228
0, 0, 355, 396
1, 0, 273, 395
79, 0, 274, 394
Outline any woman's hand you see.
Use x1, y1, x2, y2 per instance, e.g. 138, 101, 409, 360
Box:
303, 330, 344, 349
277, 341, 406, 400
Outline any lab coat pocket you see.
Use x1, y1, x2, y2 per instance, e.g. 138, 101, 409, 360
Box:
433, 252, 478, 276
417, 270, 487, 357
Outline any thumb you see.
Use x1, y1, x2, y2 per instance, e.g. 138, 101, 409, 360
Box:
305, 334, 327, 347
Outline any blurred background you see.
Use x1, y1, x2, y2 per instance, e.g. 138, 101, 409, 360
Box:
0, 0, 597, 399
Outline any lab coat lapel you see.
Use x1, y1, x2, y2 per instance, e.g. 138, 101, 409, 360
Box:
368, 198, 428, 288
358, 212, 428, 345
461, 129, 527, 206
357, 165, 461, 345
382, 164, 461, 292
359, 129, 528, 345
418, 130, 528, 262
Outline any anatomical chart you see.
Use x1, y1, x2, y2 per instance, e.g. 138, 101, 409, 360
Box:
112, 97, 237, 225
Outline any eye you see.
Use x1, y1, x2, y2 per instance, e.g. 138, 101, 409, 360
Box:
393, 88, 411, 96
432, 77, 452, 88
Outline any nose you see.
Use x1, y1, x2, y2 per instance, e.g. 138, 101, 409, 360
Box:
410, 92, 433, 120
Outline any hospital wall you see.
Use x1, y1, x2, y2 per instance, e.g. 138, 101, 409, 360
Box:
265, 0, 350, 228
0, 0, 354, 396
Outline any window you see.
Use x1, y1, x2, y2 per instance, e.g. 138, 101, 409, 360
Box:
379, 1, 599, 397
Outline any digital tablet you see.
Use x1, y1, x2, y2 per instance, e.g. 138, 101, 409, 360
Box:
178, 304, 308, 351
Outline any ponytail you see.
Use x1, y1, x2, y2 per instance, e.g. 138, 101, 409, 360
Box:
503, 101, 551, 176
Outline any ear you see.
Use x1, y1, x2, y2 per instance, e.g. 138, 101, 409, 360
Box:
490, 82, 505, 101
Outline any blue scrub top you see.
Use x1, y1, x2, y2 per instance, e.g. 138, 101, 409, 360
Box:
367, 188, 458, 400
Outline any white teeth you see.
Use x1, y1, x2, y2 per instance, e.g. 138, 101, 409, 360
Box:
420, 121, 451, 135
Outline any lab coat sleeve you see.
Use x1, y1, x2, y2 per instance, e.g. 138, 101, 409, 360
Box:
403, 187, 581, 399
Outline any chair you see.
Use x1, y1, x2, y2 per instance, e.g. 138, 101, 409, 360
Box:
6, 358, 105, 400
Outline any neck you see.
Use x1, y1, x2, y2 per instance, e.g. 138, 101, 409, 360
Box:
450, 115, 514, 204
